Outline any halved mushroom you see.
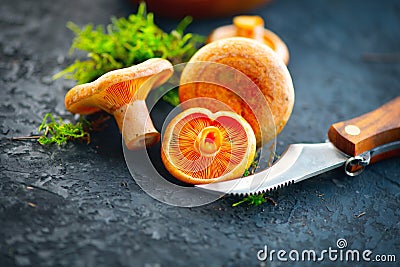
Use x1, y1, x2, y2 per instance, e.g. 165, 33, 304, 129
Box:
64, 58, 173, 150
207, 15, 289, 65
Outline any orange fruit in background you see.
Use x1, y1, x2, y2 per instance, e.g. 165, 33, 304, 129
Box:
161, 108, 256, 185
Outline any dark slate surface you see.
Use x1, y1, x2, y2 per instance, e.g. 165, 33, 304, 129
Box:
1, 0, 399, 266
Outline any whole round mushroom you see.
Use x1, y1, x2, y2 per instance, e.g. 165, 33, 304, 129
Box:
64, 58, 173, 150
207, 15, 290, 65
179, 37, 294, 147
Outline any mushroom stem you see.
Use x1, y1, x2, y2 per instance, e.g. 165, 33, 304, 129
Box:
113, 100, 160, 150
233, 16, 265, 42
194, 126, 223, 157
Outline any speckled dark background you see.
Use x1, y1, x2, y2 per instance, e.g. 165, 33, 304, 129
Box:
0, 0, 399, 266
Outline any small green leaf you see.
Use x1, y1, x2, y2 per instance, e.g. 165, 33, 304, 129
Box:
232, 194, 267, 207
162, 88, 180, 107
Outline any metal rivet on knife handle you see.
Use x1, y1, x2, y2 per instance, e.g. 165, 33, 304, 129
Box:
328, 96, 400, 158
344, 125, 361, 136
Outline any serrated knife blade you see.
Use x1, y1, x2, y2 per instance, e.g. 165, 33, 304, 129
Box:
196, 142, 348, 195
195, 97, 400, 196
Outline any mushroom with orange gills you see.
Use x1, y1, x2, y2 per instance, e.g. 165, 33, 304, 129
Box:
161, 107, 257, 184
64, 58, 173, 150
207, 15, 290, 65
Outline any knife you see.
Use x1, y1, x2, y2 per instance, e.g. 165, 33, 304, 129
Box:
196, 97, 400, 196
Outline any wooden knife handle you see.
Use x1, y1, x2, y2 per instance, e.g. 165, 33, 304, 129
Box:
328, 96, 400, 158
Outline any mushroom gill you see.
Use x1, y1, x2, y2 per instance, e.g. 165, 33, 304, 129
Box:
64, 58, 173, 150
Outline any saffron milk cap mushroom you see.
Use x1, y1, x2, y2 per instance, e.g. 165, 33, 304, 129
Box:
207, 15, 290, 65
179, 38, 294, 147
64, 58, 173, 150
161, 107, 257, 184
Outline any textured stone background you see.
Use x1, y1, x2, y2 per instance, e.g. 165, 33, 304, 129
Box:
0, 0, 399, 266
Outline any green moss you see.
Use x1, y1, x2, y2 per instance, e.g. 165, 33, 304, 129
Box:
37, 113, 90, 145
53, 3, 205, 86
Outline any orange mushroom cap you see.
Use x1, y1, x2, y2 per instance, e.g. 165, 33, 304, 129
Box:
64, 58, 173, 150
179, 37, 294, 147
207, 15, 290, 65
